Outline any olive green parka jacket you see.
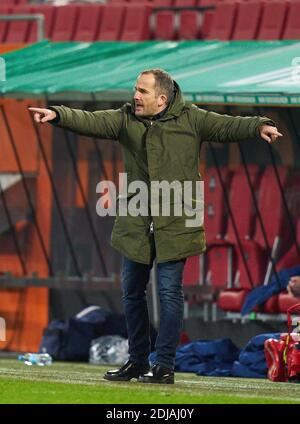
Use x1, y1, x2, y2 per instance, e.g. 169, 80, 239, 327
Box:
51, 82, 274, 264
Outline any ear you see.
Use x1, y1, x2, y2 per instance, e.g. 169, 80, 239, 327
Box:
158, 94, 167, 107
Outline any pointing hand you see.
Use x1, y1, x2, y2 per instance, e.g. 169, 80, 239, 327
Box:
28, 107, 57, 124
260, 125, 283, 144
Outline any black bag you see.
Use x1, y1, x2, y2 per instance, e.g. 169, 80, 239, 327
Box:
39, 306, 156, 361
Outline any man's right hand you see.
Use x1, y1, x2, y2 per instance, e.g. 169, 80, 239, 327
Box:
28, 107, 57, 124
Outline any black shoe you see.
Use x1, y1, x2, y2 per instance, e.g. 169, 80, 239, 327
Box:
103, 359, 149, 381
138, 364, 174, 384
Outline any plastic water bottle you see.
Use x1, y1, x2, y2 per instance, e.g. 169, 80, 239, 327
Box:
18, 352, 53, 366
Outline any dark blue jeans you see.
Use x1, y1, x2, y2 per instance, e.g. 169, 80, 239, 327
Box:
121, 256, 186, 370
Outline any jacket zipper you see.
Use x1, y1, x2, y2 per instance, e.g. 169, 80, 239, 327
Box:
148, 120, 154, 235
149, 221, 154, 234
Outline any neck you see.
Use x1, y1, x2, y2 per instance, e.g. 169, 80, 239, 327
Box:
158, 104, 168, 113
150, 105, 167, 118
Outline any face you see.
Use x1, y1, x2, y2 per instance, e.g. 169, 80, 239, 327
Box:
134, 73, 167, 117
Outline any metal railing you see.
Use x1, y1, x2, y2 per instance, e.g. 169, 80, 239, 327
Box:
0, 14, 45, 42
0, 274, 119, 289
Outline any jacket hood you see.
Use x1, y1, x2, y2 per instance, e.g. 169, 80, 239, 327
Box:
130, 80, 185, 120
166, 80, 185, 118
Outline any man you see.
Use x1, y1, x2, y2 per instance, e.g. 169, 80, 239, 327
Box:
29, 69, 282, 384
288, 276, 300, 297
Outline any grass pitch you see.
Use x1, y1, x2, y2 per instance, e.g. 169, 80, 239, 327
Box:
0, 359, 300, 404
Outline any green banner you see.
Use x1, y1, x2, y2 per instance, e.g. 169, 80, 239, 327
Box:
1, 40, 300, 105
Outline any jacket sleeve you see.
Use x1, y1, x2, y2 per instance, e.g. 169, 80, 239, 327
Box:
194, 107, 275, 143
49, 105, 124, 140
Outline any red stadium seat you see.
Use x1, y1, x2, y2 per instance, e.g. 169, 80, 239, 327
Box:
207, 165, 260, 290
278, 292, 300, 313
218, 289, 279, 313
96, 4, 125, 41
184, 167, 231, 289
51, 5, 79, 42
184, 167, 230, 288
179, 10, 201, 40
236, 166, 290, 289
208, 165, 259, 287
199, 10, 214, 39
183, 255, 200, 286
73, 5, 103, 42
215, 166, 294, 315
204, 167, 231, 244
282, 0, 300, 40
264, 295, 279, 314
28, 5, 56, 43
225, 165, 260, 243
154, 11, 176, 40
217, 289, 251, 312
152, 0, 174, 5
120, 5, 152, 41
276, 242, 300, 272
279, 244, 300, 270
198, 0, 219, 8
1, 0, 17, 5
207, 244, 235, 290
206, 2, 237, 41
204, 167, 232, 289
277, 219, 300, 313
257, 0, 288, 41
231, 1, 262, 41
0, 6, 11, 43
174, 0, 197, 6
6, 5, 32, 43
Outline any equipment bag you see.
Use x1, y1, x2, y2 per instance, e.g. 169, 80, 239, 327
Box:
265, 303, 300, 382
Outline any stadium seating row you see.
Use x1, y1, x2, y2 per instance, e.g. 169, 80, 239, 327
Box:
1, 0, 217, 5
1, 1, 300, 43
183, 165, 300, 314
109, 0, 214, 5
154, 0, 300, 41
1, 0, 28, 5
207, 0, 300, 40
0, 0, 298, 6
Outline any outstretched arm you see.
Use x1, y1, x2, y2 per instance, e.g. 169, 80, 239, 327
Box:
194, 107, 282, 143
29, 105, 123, 140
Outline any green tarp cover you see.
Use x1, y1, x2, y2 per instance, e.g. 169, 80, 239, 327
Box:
1, 40, 300, 105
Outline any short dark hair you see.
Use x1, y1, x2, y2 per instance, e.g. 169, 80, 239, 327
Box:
140, 69, 174, 102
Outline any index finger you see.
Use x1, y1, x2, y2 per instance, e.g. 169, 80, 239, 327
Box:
28, 107, 44, 113
271, 128, 283, 136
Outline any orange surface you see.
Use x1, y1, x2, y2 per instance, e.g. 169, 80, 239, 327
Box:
0, 99, 51, 353
0, 43, 26, 54
0, 287, 48, 353
0, 99, 39, 172
25, 99, 53, 278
